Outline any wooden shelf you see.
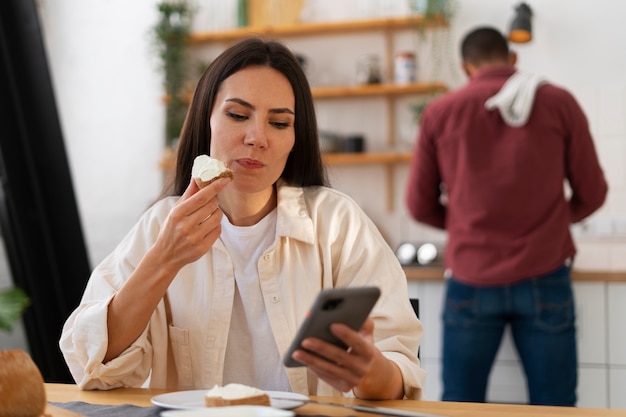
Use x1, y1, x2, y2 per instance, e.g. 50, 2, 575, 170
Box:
189, 15, 447, 44
160, 150, 412, 211
160, 150, 412, 171
177, 82, 446, 105
322, 151, 412, 165
322, 151, 412, 212
312, 82, 447, 99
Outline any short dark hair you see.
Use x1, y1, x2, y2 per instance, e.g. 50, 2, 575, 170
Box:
168, 37, 328, 196
461, 26, 510, 65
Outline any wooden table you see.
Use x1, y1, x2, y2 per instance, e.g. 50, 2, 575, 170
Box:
45, 383, 626, 417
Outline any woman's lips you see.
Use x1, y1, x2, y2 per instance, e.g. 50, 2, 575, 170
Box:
236, 158, 264, 169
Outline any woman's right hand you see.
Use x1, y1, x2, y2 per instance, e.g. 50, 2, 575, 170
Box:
104, 176, 231, 362
152, 177, 232, 272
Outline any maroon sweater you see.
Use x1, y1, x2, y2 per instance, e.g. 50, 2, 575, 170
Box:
405, 67, 608, 286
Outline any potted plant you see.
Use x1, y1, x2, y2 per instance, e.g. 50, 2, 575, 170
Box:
153, 0, 195, 149
409, 0, 458, 31
0, 286, 29, 332
408, 0, 458, 123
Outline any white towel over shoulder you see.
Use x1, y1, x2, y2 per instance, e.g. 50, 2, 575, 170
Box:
484, 72, 546, 127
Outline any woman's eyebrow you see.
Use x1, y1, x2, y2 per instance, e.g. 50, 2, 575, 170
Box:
226, 98, 294, 115
270, 108, 295, 115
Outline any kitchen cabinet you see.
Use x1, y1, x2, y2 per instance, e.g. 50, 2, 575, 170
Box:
607, 282, 626, 408
610, 369, 626, 409
607, 282, 626, 365
183, 15, 449, 210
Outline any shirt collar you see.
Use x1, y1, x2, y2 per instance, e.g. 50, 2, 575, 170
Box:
471, 66, 517, 82
275, 180, 315, 245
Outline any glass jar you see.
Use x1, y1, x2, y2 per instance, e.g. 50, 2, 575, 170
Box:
394, 51, 417, 84
356, 54, 382, 85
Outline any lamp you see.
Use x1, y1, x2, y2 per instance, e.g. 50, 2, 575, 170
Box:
508, 2, 533, 44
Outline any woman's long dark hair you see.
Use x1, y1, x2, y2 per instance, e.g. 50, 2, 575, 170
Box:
163, 37, 328, 197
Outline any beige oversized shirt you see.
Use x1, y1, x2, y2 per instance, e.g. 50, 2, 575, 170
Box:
59, 182, 426, 398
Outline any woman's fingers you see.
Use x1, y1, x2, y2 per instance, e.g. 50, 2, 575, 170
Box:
153, 177, 232, 268
292, 319, 377, 392
177, 177, 231, 220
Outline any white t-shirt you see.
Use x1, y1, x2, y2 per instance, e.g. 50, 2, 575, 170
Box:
220, 208, 291, 391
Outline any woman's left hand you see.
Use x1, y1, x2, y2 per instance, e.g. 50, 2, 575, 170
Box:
290, 318, 403, 399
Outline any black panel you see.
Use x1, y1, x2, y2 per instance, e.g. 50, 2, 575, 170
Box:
0, 0, 91, 382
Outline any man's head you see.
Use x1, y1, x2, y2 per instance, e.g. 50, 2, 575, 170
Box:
460, 27, 516, 77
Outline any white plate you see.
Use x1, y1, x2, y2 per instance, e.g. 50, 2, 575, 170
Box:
160, 405, 295, 417
151, 390, 309, 410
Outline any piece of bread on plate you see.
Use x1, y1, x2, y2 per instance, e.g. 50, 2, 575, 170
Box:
204, 383, 271, 407
191, 154, 234, 189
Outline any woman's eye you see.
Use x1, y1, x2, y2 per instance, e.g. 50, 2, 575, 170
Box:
226, 111, 247, 121
271, 121, 291, 129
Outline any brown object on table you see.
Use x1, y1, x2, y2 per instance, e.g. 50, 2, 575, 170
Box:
0, 349, 47, 417
204, 383, 271, 407
204, 392, 271, 407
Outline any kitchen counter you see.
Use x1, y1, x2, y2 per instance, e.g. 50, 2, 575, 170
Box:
403, 266, 626, 282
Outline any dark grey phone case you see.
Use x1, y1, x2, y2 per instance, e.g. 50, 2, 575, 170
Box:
283, 286, 381, 367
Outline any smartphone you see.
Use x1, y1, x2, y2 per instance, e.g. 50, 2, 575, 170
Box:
283, 286, 381, 367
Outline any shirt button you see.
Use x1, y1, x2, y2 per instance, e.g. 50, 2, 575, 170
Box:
264, 254, 271, 261
271, 296, 280, 303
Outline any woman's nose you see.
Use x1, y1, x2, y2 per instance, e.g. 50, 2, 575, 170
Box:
243, 122, 268, 149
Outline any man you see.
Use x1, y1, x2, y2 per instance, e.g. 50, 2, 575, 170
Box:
405, 26, 607, 406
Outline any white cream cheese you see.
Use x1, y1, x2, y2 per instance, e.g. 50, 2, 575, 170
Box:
205, 383, 266, 399
191, 154, 231, 184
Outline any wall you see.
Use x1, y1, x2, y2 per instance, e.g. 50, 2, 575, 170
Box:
2, 0, 620, 401
36, 0, 166, 267
33, 0, 626, 272
289, 0, 626, 272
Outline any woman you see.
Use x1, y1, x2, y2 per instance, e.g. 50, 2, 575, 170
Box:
60, 37, 425, 400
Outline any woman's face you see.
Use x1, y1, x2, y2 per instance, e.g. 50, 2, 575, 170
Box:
209, 65, 295, 194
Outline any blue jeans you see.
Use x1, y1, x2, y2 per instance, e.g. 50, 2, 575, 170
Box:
441, 264, 577, 406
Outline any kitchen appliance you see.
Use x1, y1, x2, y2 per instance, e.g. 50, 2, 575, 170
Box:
396, 242, 444, 266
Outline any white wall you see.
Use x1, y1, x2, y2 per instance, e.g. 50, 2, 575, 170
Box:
35, 0, 626, 272
37, 0, 166, 266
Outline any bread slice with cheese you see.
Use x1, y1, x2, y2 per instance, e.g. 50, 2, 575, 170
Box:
204, 383, 271, 407
191, 154, 234, 189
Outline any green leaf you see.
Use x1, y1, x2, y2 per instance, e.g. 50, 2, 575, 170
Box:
0, 287, 30, 332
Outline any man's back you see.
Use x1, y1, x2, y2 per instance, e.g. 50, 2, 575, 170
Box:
405, 65, 607, 285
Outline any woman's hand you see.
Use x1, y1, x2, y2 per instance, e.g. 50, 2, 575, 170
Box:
151, 177, 231, 272
105, 177, 232, 362
290, 318, 404, 400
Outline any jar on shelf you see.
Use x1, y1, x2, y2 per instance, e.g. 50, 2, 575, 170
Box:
356, 54, 382, 85
394, 51, 417, 84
